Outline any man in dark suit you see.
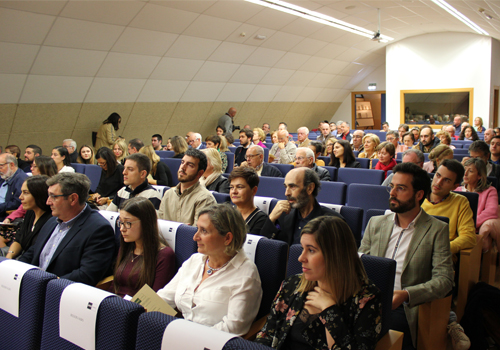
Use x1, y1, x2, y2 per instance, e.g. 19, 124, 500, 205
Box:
260, 168, 343, 245
234, 128, 254, 166
240, 145, 282, 177
19, 172, 115, 286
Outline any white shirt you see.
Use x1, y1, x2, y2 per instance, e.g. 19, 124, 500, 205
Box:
157, 250, 262, 335
384, 210, 422, 291
59, 165, 75, 173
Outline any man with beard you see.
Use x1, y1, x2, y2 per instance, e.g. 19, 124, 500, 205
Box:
158, 149, 216, 226
259, 168, 343, 245
234, 128, 253, 166
359, 163, 454, 350
23, 144, 42, 172
413, 125, 440, 153
0, 153, 28, 220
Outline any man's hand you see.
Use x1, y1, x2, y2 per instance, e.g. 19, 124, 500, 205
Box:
239, 161, 248, 168
392, 290, 409, 310
278, 142, 286, 150
269, 200, 291, 223
461, 156, 470, 165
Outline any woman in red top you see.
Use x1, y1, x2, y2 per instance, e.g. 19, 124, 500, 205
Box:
374, 141, 397, 178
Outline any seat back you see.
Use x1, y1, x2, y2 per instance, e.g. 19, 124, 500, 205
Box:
453, 190, 479, 226
319, 204, 363, 245
212, 192, 231, 204
152, 185, 169, 197
157, 221, 198, 269
316, 181, 347, 205
225, 152, 235, 174
323, 166, 338, 181
84, 164, 102, 192
348, 184, 390, 223
0, 258, 57, 350
355, 157, 370, 168
256, 176, 286, 199
71, 163, 85, 174
156, 150, 174, 158
272, 163, 294, 177
338, 168, 385, 186
253, 196, 275, 215
318, 156, 330, 165
40, 279, 144, 350
160, 158, 182, 185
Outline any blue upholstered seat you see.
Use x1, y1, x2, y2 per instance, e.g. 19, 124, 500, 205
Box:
84, 164, 102, 192
338, 168, 385, 186
157, 221, 198, 270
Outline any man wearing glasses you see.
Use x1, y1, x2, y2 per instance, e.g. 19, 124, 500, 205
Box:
0, 153, 28, 220
19, 173, 115, 286
359, 163, 454, 350
239, 145, 282, 177
62, 139, 78, 163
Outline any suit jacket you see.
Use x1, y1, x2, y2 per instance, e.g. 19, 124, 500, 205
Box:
311, 163, 330, 181
261, 163, 282, 177
0, 169, 28, 218
19, 205, 116, 286
359, 210, 454, 347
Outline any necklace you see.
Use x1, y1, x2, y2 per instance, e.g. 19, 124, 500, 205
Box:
131, 254, 142, 262
206, 257, 232, 275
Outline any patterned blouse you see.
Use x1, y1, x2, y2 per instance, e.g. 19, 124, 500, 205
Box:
219, 150, 228, 173
255, 274, 382, 350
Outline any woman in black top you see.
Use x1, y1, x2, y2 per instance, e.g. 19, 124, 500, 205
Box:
5, 176, 51, 259
329, 140, 361, 168
92, 147, 124, 207
139, 145, 173, 186
228, 167, 272, 236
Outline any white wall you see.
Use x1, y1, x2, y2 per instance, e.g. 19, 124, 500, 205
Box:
490, 38, 500, 128
386, 32, 492, 128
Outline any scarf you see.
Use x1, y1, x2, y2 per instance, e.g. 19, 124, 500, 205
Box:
375, 158, 397, 178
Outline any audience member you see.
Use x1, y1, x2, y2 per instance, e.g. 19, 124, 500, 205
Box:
466, 140, 500, 188
188, 133, 205, 150
410, 127, 420, 143
473, 117, 484, 133
107, 153, 161, 212
490, 136, 500, 165
278, 122, 288, 131
5, 145, 29, 172
423, 144, 453, 173
262, 123, 271, 136
329, 139, 360, 168
226, 133, 235, 147
402, 132, 415, 148
63, 139, 78, 163
92, 147, 124, 208
330, 121, 338, 136
216, 125, 226, 137
398, 124, 409, 140
243, 124, 251, 130
316, 122, 332, 143
218, 107, 237, 137
351, 130, 365, 152
260, 168, 343, 245
459, 125, 479, 141
308, 141, 325, 166
158, 149, 216, 225
24, 144, 42, 170
453, 115, 462, 136
413, 126, 440, 153
151, 134, 163, 151
296, 127, 310, 147
435, 131, 455, 149
234, 128, 254, 166
294, 147, 330, 181
164, 138, 172, 151
113, 139, 128, 165
358, 133, 380, 168
444, 125, 458, 140
112, 197, 175, 297
484, 128, 495, 145
171, 135, 189, 159
257, 215, 381, 349
382, 121, 390, 132
241, 145, 282, 177
157, 204, 262, 335
386, 130, 407, 154
338, 121, 352, 141
271, 130, 278, 144
375, 141, 397, 178
323, 136, 336, 157
205, 135, 228, 173
382, 149, 424, 186
128, 138, 144, 154
252, 128, 266, 148
269, 130, 296, 164
360, 162, 454, 350
77, 145, 95, 164
96, 112, 121, 150
139, 145, 173, 187
495, 127, 500, 136
19, 172, 116, 286
51, 146, 75, 173
200, 149, 229, 194
228, 167, 272, 236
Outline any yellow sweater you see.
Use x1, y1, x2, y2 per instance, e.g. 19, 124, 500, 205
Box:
421, 192, 476, 255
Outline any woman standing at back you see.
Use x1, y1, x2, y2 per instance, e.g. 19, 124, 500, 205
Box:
96, 112, 121, 149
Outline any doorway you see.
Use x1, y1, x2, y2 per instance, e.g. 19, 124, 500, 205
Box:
351, 91, 386, 130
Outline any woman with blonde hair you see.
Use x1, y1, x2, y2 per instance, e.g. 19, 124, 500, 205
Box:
113, 139, 128, 165
423, 144, 453, 173
205, 135, 228, 173
139, 145, 172, 186
253, 128, 266, 148
171, 135, 188, 159
358, 133, 380, 168
323, 136, 337, 157
435, 131, 455, 149
473, 116, 484, 133
200, 148, 229, 193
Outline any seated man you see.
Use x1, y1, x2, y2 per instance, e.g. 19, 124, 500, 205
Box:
23, 144, 42, 172
360, 163, 454, 350
188, 133, 205, 150
295, 127, 310, 148
316, 121, 332, 143
382, 149, 424, 186
413, 126, 440, 153
151, 134, 163, 151
466, 140, 500, 191
294, 147, 330, 181
240, 145, 282, 177
159, 149, 216, 225
352, 130, 365, 152
338, 121, 352, 142
128, 138, 144, 154
19, 173, 115, 286
491, 136, 500, 165
62, 139, 78, 163
269, 130, 296, 164
421, 159, 476, 256
0, 153, 28, 220
308, 141, 326, 166
107, 153, 161, 211
234, 128, 253, 166
260, 168, 343, 245
386, 130, 407, 154
484, 128, 495, 145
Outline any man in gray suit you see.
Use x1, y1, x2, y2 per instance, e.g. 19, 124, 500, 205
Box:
359, 162, 454, 350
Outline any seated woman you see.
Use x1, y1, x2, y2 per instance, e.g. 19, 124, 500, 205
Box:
171, 135, 189, 159
255, 216, 381, 349
374, 141, 396, 178
358, 133, 380, 169
253, 128, 267, 147
402, 132, 415, 148
329, 140, 360, 168
410, 127, 420, 142
157, 204, 262, 335
271, 130, 278, 144
216, 125, 226, 137
205, 135, 228, 173
459, 125, 479, 141
92, 147, 124, 208
423, 144, 453, 173
77, 144, 95, 164
457, 158, 500, 252
113, 139, 128, 165
323, 136, 337, 157
3, 176, 52, 259
51, 146, 75, 173
473, 116, 484, 133
435, 131, 455, 149
139, 145, 173, 187
200, 149, 229, 194
229, 167, 272, 236
112, 197, 175, 297
165, 138, 172, 151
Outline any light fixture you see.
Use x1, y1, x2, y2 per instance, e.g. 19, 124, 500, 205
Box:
368, 83, 377, 91
430, 0, 489, 35
245, 0, 393, 42
479, 8, 493, 20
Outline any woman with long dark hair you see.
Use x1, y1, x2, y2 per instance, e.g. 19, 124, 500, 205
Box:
112, 197, 175, 297
51, 146, 74, 173
96, 112, 122, 149
459, 125, 479, 141
92, 147, 124, 208
329, 140, 360, 168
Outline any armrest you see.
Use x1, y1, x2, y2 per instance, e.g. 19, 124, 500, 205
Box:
375, 330, 404, 350
417, 295, 452, 350
242, 315, 268, 341
96, 275, 114, 290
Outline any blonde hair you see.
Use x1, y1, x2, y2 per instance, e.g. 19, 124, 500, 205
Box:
436, 131, 451, 145
113, 139, 128, 163
463, 158, 490, 193
139, 145, 160, 175
219, 136, 229, 152
253, 128, 266, 142
428, 144, 453, 168
171, 136, 188, 155
362, 133, 381, 148
202, 148, 222, 174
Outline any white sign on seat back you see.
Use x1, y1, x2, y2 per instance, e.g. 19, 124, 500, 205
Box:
161, 319, 237, 350
254, 196, 274, 215
59, 283, 114, 350
319, 203, 343, 213
243, 234, 263, 263
98, 211, 118, 228
157, 220, 182, 253
0, 260, 37, 317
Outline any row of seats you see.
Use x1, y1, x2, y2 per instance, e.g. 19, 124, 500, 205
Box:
71, 163, 101, 192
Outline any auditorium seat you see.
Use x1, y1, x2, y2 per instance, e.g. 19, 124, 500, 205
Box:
211, 191, 231, 204
152, 185, 169, 196
71, 163, 85, 174
225, 151, 234, 173
156, 150, 174, 158
84, 164, 102, 192
319, 203, 363, 245
256, 176, 287, 199
356, 157, 370, 168
316, 181, 347, 205
318, 156, 330, 165
323, 165, 338, 181
160, 158, 182, 185
157, 221, 198, 270
338, 168, 385, 186
347, 184, 389, 222
271, 163, 293, 177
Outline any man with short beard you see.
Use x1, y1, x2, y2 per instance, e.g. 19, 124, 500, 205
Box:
359, 163, 454, 350
259, 168, 343, 245
0, 153, 28, 220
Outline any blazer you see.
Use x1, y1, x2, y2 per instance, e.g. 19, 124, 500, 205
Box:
311, 163, 330, 181
19, 205, 116, 286
261, 163, 282, 177
0, 169, 28, 219
359, 210, 454, 347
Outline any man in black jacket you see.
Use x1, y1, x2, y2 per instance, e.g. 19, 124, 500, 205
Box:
294, 147, 330, 181
239, 145, 282, 177
412, 126, 440, 153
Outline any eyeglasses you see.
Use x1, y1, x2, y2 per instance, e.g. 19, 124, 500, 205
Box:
386, 184, 408, 194
48, 193, 68, 200
97, 162, 106, 167
294, 156, 306, 161
117, 218, 140, 229
0, 163, 7, 167
246, 154, 259, 159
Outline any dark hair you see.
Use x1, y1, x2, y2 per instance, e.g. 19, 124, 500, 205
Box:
402, 132, 414, 143
216, 125, 226, 133
152, 134, 163, 142
77, 145, 95, 165
53, 146, 72, 166
46, 172, 90, 205
302, 168, 321, 197
376, 141, 396, 158
114, 197, 166, 293
398, 124, 409, 132
205, 135, 221, 148
95, 147, 118, 177
26, 175, 51, 212
185, 148, 207, 172
469, 140, 490, 157
386, 130, 398, 139
279, 122, 288, 128
440, 159, 465, 185
228, 167, 259, 189
125, 153, 151, 175
128, 138, 144, 152
26, 144, 42, 157
103, 112, 121, 130
310, 141, 324, 155
459, 125, 479, 141
240, 128, 253, 140
420, 125, 434, 136
5, 145, 21, 158
34, 156, 58, 177
392, 162, 431, 205
329, 140, 356, 167
382, 122, 389, 126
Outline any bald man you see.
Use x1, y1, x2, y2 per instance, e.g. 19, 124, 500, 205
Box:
218, 107, 237, 136
269, 130, 297, 164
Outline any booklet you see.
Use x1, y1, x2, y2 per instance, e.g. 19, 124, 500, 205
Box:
131, 284, 177, 316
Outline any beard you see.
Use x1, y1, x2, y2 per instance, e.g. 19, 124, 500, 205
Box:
288, 188, 309, 209
0, 167, 14, 180
389, 194, 417, 214
178, 170, 197, 183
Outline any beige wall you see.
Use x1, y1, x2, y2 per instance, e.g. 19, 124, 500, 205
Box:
0, 101, 340, 154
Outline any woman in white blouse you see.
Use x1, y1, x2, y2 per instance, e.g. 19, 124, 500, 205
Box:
157, 204, 262, 336
51, 146, 75, 173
